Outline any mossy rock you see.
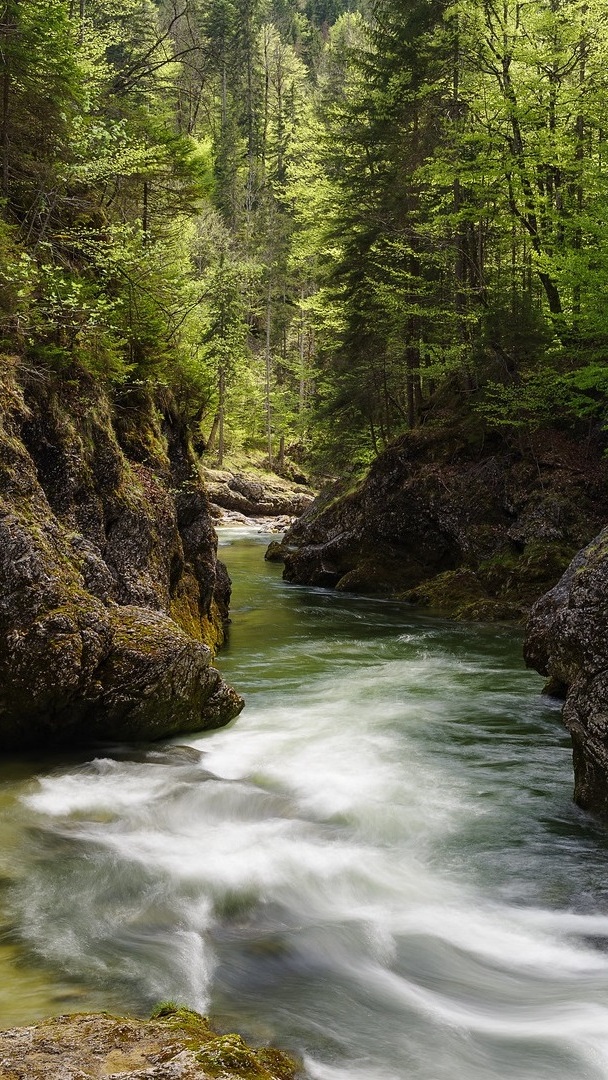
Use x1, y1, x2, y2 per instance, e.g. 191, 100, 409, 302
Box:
519, 541, 576, 583
265, 541, 287, 563
0, 365, 243, 748
0, 1005, 300, 1079
195, 1033, 295, 1078
454, 598, 524, 622
401, 569, 486, 613
276, 421, 608, 621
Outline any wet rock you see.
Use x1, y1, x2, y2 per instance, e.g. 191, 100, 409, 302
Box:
215, 511, 296, 533
0, 361, 243, 749
273, 426, 608, 620
265, 541, 289, 563
524, 528, 608, 816
203, 468, 315, 519
0, 1006, 299, 1079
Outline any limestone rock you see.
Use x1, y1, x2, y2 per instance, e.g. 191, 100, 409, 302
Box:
524, 528, 608, 816
270, 426, 608, 619
203, 468, 314, 519
0, 361, 243, 749
0, 1007, 299, 1080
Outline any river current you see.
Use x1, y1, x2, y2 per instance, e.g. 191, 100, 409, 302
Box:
2, 528, 608, 1078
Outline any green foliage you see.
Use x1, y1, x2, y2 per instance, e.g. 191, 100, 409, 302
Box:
476, 375, 575, 431
5, 0, 608, 469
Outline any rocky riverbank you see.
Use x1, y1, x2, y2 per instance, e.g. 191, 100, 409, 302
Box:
525, 528, 608, 817
203, 467, 315, 527
267, 425, 608, 620
0, 359, 243, 749
0, 1005, 299, 1080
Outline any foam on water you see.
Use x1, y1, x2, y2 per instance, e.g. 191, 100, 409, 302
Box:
9, 531, 608, 1078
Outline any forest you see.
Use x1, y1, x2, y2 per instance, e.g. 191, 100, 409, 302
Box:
3, 0, 608, 474
7, 5, 608, 1075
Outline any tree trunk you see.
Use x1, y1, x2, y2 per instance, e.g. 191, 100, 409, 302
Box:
217, 366, 226, 466
206, 413, 220, 454
142, 179, 149, 235
573, 40, 587, 321
298, 286, 307, 419
2, 61, 9, 198
265, 281, 273, 468
1, 1, 16, 198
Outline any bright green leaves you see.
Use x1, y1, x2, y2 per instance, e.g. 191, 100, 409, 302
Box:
13, 0, 608, 465
299, 0, 608, 455
1, 0, 81, 209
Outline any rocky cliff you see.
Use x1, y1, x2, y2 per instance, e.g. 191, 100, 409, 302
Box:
524, 528, 608, 817
0, 358, 243, 749
268, 425, 608, 620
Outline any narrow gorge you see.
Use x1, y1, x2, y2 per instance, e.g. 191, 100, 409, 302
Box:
5, 0, 608, 1074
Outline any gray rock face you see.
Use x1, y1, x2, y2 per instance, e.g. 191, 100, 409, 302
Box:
524, 529, 608, 816
0, 361, 243, 749
270, 426, 608, 619
204, 467, 314, 518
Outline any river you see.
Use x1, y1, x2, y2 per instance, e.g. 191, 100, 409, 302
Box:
2, 528, 608, 1079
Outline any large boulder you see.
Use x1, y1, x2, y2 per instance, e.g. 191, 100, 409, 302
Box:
269, 425, 608, 619
0, 1005, 298, 1079
0, 360, 243, 749
524, 528, 608, 816
204, 467, 314, 519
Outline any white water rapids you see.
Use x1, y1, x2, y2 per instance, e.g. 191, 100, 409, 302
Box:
5, 529, 608, 1079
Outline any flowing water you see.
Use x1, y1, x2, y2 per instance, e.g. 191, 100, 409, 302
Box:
3, 528, 608, 1079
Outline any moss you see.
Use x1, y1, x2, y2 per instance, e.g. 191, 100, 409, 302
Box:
519, 540, 575, 582
195, 1033, 297, 1079
402, 569, 486, 610
477, 541, 576, 598
289, 472, 362, 527
201, 599, 227, 652
254, 1049, 299, 1080
150, 1003, 215, 1043
109, 616, 167, 655
455, 598, 524, 621
151, 1007, 298, 1080
170, 597, 203, 641
0, 1007, 299, 1079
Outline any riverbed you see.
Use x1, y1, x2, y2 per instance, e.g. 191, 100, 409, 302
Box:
2, 528, 608, 1079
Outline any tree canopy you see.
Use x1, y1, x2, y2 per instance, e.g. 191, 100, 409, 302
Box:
2, 0, 608, 470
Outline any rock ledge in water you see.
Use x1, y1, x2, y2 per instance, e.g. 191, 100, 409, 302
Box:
269, 426, 608, 620
525, 526, 608, 816
203, 467, 315, 520
0, 1006, 299, 1080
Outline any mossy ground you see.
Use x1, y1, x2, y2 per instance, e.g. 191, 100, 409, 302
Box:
400, 541, 577, 621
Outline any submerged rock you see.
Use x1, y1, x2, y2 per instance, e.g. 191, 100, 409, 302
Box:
0, 1005, 299, 1079
0, 360, 243, 749
524, 528, 608, 817
268, 426, 608, 620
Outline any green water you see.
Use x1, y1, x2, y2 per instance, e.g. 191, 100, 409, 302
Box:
2, 528, 608, 1080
